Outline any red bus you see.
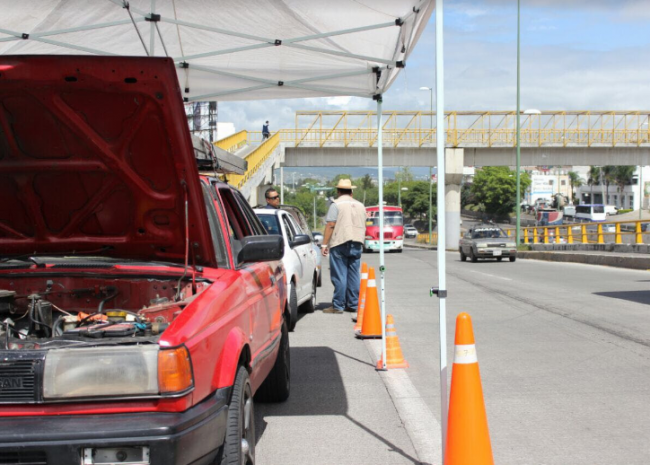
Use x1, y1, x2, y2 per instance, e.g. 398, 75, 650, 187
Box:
364, 206, 404, 253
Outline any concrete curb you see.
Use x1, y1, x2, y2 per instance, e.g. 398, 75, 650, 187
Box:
404, 243, 437, 250
518, 251, 650, 270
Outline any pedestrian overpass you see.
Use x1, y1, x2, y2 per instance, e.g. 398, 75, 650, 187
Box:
215, 110, 650, 206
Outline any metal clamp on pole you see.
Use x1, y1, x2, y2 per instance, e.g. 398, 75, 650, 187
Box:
430, 287, 447, 298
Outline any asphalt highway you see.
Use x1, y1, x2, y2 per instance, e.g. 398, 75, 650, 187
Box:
256, 246, 650, 464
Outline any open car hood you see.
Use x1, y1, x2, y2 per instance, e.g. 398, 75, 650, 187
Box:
0, 56, 215, 265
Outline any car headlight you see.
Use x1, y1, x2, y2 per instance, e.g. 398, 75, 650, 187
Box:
476, 243, 488, 248
43, 345, 193, 400
396, 235, 403, 240
365, 235, 374, 240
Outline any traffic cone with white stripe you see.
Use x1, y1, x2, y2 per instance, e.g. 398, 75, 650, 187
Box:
355, 267, 381, 338
445, 312, 494, 465
375, 314, 409, 369
352, 263, 368, 326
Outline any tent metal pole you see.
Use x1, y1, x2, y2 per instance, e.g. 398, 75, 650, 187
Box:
435, 0, 448, 457
149, 0, 156, 55
376, 98, 387, 371
285, 43, 397, 66
282, 21, 397, 44
280, 167, 284, 204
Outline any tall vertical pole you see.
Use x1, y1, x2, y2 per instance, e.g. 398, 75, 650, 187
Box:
313, 195, 317, 229
429, 88, 434, 243
429, 166, 433, 243
435, 0, 448, 456
516, 0, 522, 246
280, 167, 284, 204
640, 164, 644, 219
377, 98, 387, 371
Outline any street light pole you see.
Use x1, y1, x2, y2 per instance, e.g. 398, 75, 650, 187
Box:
420, 86, 434, 243
313, 195, 317, 230
516, 0, 521, 247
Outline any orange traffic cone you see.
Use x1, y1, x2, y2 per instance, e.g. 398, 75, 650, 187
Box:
352, 263, 369, 326
356, 267, 381, 338
376, 314, 409, 369
445, 312, 494, 465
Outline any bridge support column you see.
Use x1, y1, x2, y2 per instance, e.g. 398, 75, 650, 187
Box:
445, 148, 464, 251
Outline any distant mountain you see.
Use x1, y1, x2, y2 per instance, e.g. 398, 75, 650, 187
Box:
272, 166, 437, 184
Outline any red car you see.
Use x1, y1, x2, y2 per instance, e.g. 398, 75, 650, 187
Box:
0, 56, 289, 464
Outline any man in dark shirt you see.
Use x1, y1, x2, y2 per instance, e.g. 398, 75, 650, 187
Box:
264, 188, 280, 209
262, 121, 270, 140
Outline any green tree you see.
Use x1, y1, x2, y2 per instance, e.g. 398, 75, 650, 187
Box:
400, 181, 436, 219
330, 174, 353, 187
601, 165, 616, 204
614, 166, 636, 197
358, 174, 374, 190
470, 167, 531, 216
587, 166, 601, 202
568, 171, 583, 203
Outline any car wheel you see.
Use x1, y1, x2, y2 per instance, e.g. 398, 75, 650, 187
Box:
254, 319, 290, 403
300, 278, 316, 314
288, 283, 298, 332
469, 249, 478, 263
509, 256, 517, 262
396, 248, 403, 253
460, 250, 467, 262
497, 257, 503, 262
219, 366, 255, 465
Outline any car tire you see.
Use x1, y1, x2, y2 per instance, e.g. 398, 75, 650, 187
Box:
254, 319, 290, 403
497, 257, 503, 262
460, 250, 467, 262
300, 278, 316, 314
470, 249, 478, 263
288, 283, 298, 332
509, 256, 517, 263
396, 248, 403, 253
218, 366, 255, 465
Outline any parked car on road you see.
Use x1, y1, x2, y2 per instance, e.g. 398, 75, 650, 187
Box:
0, 55, 289, 464
404, 224, 418, 238
604, 205, 618, 215
255, 207, 320, 330
459, 224, 517, 262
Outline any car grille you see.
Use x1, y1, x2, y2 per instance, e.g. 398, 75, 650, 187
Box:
0, 359, 39, 403
384, 232, 393, 239
0, 451, 47, 465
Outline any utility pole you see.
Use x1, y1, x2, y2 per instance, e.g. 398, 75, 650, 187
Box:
313, 195, 317, 230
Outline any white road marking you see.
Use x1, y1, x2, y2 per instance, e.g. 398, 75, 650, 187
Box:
468, 270, 513, 281
365, 339, 442, 465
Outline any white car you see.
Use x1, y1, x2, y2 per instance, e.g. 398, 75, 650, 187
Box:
255, 207, 320, 331
404, 224, 418, 238
604, 205, 618, 216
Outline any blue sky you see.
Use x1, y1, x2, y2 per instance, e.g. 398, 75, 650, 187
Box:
220, 1, 650, 133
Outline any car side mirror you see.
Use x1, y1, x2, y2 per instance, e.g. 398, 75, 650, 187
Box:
290, 234, 311, 248
239, 235, 284, 263
311, 232, 322, 245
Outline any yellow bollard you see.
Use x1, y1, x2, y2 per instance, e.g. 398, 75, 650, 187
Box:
523, 228, 529, 244
555, 226, 561, 244
567, 225, 574, 244
615, 223, 622, 244
597, 224, 604, 244
581, 224, 588, 243
636, 222, 643, 244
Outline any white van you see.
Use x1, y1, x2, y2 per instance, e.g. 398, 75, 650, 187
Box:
575, 204, 606, 222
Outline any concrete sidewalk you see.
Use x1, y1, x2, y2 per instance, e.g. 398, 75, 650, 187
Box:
254, 270, 441, 465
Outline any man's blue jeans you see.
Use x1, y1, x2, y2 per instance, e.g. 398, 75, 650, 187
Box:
329, 241, 363, 311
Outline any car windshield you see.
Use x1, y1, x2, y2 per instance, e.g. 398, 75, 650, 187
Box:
472, 228, 507, 239
258, 215, 282, 235
366, 216, 403, 226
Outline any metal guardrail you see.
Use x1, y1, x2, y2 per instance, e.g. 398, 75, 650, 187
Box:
514, 219, 649, 245
214, 130, 248, 153
226, 133, 281, 189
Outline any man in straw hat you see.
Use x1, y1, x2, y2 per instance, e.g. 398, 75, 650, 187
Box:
321, 179, 367, 314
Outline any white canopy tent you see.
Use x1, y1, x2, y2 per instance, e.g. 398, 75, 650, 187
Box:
0, 0, 433, 102
1, 0, 450, 455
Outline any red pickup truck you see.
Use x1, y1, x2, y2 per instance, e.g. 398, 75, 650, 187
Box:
0, 56, 289, 465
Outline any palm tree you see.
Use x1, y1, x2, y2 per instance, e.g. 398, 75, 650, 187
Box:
568, 171, 584, 204
614, 166, 636, 206
359, 174, 373, 190
587, 166, 601, 203
601, 165, 616, 204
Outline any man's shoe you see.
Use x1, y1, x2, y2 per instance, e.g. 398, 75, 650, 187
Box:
344, 307, 357, 313
323, 306, 344, 314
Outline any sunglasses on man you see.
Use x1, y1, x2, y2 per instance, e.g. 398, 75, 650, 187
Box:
267, 196, 280, 200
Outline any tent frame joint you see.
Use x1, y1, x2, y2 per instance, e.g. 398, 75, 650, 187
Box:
373, 94, 383, 102
145, 13, 161, 22
396, 61, 405, 68
430, 287, 447, 298
395, 18, 404, 26
21, 33, 29, 40
274, 39, 282, 46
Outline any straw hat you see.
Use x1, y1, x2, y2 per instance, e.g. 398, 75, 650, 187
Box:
335, 179, 357, 189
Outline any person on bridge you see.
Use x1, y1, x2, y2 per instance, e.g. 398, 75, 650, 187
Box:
264, 188, 280, 209
321, 179, 366, 314
262, 120, 270, 140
